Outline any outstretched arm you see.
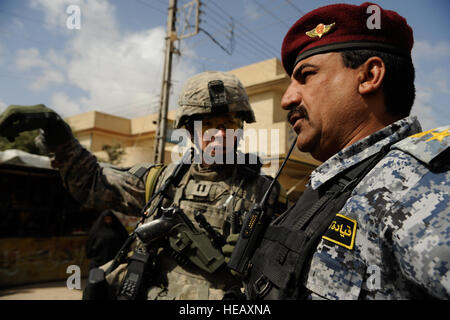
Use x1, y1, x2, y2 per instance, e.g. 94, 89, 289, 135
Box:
0, 104, 147, 215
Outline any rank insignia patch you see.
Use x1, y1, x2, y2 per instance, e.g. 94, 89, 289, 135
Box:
322, 214, 357, 250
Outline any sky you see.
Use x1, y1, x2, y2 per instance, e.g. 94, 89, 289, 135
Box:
0, 0, 449, 130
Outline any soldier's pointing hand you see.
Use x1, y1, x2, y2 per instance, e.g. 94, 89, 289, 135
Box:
0, 104, 73, 148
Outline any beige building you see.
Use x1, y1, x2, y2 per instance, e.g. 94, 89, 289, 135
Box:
65, 58, 321, 201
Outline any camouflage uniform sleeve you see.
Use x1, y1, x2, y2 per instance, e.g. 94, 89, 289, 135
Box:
388, 125, 450, 298
51, 138, 147, 215
389, 169, 450, 299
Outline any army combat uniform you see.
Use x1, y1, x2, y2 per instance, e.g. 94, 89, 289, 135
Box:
49, 71, 283, 300
0, 71, 283, 299
246, 116, 450, 299
51, 137, 279, 299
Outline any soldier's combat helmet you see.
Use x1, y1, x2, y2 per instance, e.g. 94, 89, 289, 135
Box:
174, 71, 255, 129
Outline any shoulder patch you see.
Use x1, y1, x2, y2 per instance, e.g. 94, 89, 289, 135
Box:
392, 125, 450, 171
322, 214, 357, 250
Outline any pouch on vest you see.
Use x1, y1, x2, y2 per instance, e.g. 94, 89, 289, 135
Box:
167, 207, 225, 274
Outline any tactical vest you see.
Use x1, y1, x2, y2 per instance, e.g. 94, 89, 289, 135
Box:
246, 150, 389, 299
115, 160, 282, 300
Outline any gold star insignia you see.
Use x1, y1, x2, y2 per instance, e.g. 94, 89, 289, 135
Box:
409, 128, 436, 139
409, 128, 450, 142
425, 129, 450, 142
306, 22, 336, 39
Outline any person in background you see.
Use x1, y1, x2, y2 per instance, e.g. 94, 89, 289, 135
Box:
86, 210, 128, 271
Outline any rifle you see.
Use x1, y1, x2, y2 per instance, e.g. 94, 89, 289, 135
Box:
105, 149, 193, 275
227, 138, 297, 274
83, 150, 193, 300
103, 148, 224, 299
114, 205, 225, 300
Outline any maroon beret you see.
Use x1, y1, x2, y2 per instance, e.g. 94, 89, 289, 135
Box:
281, 2, 414, 76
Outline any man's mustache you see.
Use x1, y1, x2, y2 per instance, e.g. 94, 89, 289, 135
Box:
287, 106, 308, 126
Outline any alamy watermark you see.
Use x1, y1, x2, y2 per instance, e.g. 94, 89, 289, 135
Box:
364, 264, 381, 291
366, 5, 381, 30
170, 121, 281, 172
66, 5, 81, 30
66, 264, 81, 290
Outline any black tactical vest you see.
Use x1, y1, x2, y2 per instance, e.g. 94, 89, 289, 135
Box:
245, 150, 389, 300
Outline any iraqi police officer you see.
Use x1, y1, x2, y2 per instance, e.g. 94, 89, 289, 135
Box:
0, 71, 285, 299
240, 2, 449, 299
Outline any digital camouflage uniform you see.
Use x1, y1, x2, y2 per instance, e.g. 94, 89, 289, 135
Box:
303, 117, 449, 300
248, 116, 449, 299
50, 71, 282, 299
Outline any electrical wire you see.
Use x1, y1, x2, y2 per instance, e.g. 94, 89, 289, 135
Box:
0, 30, 166, 78
201, 8, 279, 61
0, 9, 164, 49
199, 9, 277, 61
205, 1, 280, 56
201, 19, 274, 61
285, 0, 306, 15
251, 0, 291, 28
132, 0, 167, 15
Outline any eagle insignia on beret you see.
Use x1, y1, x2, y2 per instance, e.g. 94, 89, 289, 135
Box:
306, 22, 336, 39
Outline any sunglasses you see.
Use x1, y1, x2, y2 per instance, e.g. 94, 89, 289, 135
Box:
192, 116, 243, 133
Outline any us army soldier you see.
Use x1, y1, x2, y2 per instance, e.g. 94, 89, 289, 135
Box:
0, 71, 285, 299
242, 2, 449, 300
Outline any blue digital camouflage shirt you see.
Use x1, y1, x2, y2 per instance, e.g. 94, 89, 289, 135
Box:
303, 116, 449, 299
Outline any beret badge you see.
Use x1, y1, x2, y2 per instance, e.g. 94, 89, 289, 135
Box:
305, 22, 336, 39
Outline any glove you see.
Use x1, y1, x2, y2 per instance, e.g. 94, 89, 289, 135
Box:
223, 233, 244, 279
0, 104, 73, 148
222, 233, 240, 264
222, 285, 246, 300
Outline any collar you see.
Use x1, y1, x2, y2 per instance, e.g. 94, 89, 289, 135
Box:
309, 116, 422, 190
190, 163, 237, 181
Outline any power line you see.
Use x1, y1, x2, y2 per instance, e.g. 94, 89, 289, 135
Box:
132, 0, 167, 15
201, 19, 274, 61
202, 21, 271, 59
285, 0, 306, 15
0, 30, 166, 78
199, 19, 234, 51
180, 21, 282, 71
0, 9, 163, 49
199, 27, 233, 55
247, 13, 300, 31
251, 0, 291, 28
154, 0, 170, 5
202, 4, 278, 56
201, 13, 273, 60
196, 3, 235, 55
180, 37, 283, 81
207, 0, 280, 52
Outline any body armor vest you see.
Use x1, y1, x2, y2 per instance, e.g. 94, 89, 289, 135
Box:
246, 150, 389, 299
112, 161, 278, 300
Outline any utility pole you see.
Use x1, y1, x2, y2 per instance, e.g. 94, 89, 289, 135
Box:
153, 0, 200, 164
153, 0, 177, 164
